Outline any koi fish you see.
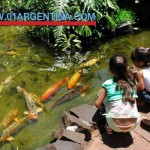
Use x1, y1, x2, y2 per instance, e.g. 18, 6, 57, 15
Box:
68, 70, 82, 90
0, 51, 21, 56
79, 58, 99, 68
4, 69, 22, 85
17, 86, 42, 120
41, 78, 67, 101
0, 109, 18, 130
0, 116, 28, 142
29, 93, 47, 112
50, 85, 88, 109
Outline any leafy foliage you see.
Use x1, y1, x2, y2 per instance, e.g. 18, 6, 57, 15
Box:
114, 9, 135, 25
2, 0, 135, 52
54, 34, 81, 51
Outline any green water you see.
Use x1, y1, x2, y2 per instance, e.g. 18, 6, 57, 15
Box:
0, 26, 150, 150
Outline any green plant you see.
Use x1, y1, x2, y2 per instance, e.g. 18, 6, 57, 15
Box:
114, 9, 135, 25
2, 0, 124, 52
54, 34, 81, 51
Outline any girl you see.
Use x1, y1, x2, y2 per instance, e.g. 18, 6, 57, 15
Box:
131, 47, 150, 103
95, 54, 141, 134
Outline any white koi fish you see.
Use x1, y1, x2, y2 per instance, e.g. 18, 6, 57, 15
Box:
16, 86, 42, 120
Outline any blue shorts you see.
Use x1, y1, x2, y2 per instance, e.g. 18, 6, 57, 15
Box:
138, 90, 150, 103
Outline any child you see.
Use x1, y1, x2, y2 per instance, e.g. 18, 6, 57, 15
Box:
95, 54, 141, 134
131, 47, 150, 103
131, 47, 150, 126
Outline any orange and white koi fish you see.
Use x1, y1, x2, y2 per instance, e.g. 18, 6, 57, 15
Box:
0, 116, 28, 142
0, 109, 18, 130
17, 86, 42, 120
68, 70, 82, 90
41, 78, 67, 101
79, 58, 99, 68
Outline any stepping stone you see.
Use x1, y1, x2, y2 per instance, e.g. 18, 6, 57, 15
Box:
60, 129, 85, 144
70, 104, 101, 124
63, 111, 92, 130
37, 140, 83, 150
54, 140, 83, 150
37, 143, 56, 150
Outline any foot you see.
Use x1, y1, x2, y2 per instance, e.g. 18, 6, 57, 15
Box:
141, 113, 150, 126
105, 124, 113, 135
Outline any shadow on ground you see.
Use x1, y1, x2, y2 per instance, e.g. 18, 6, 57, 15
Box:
101, 132, 133, 148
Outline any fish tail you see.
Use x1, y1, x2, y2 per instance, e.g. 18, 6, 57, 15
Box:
16, 86, 24, 93
50, 102, 56, 109
43, 106, 47, 112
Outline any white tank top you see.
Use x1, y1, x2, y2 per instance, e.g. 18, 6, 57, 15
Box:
141, 67, 150, 92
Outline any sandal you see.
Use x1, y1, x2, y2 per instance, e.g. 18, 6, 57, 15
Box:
142, 113, 150, 126
104, 123, 113, 135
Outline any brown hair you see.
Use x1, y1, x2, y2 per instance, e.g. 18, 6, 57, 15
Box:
109, 54, 136, 103
131, 47, 150, 67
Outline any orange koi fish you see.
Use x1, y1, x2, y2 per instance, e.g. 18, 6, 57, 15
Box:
68, 70, 82, 90
41, 78, 67, 101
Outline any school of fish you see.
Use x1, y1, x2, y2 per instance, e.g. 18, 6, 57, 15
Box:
0, 57, 100, 143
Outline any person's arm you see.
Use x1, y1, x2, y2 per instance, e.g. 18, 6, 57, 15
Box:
95, 87, 107, 108
136, 70, 145, 91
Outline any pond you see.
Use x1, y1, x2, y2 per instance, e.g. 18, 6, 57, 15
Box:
0, 26, 150, 150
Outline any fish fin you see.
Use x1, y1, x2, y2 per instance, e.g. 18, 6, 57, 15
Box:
14, 117, 19, 122
95, 63, 99, 67
43, 106, 47, 112
6, 136, 14, 141
24, 111, 29, 115
16, 86, 24, 93
37, 107, 43, 113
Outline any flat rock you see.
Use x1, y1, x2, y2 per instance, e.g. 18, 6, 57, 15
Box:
62, 111, 92, 130
37, 143, 56, 150
53, 128, 65, 139
60, 129, 85, 144
53, 140, 84, 150
70, 104, 101, 124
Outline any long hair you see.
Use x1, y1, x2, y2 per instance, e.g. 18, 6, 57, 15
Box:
131, 47, 150, 67
109, 54, 136, 103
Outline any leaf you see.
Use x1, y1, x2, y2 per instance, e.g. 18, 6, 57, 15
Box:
107, 0, 119, 10
75, 26, 92, 37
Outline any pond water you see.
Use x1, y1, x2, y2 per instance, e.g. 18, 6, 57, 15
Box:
0, 26, 150, 150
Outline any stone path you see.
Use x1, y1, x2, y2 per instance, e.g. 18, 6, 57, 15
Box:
85, 104, 150, 150
38, 104, 150, 150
